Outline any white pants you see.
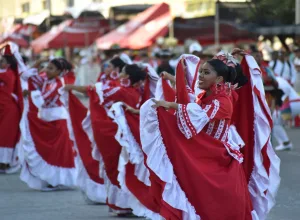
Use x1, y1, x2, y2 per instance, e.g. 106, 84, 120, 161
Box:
272, 110, 290, 144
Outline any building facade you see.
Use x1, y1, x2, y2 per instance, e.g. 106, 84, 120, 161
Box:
0, 0, 247, 33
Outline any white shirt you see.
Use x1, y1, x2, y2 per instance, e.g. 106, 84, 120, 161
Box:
269, 59, 297, 84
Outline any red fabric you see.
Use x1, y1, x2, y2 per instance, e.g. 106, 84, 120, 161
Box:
63, 71, 76, 85
88, 90, 120, 186
101, 86, 141, 108
120, 12, 172, 49
253, 87, 272, 177
124, 111, 160, 214
161, 78, 175, 102
161, 108, 253, 219
97, 72, 105, 82
32, 19, 109, 53
155, 108, 253, 220
3, 45, 12, 55
68, 92, 104, 183
0, 36, 29, 48
231, 58, 255, 183
0, 68, 21, 148
27, 102, 75, 168
96, 3, 170, 49
88, 84, 142, 184
175, 59, 190, 104
145, 62, 253, 218
88, 84, 143, 211
106, 200, 131, 212
26, 76, 75, 168
127, 110, 179, 218
141, 77, 151, 105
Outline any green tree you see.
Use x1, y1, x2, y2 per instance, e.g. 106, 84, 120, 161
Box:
247, 0, 295, 25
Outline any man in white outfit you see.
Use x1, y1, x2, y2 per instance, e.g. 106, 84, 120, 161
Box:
269, 50, 297, 86
293, 47, 300, 92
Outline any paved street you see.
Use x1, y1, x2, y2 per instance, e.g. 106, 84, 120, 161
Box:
1, 129, 299, 220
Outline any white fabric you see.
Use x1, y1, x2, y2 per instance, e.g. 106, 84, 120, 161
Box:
21, 68, 38, 81
109, 102, 161, 217
8, 42, 27, 74
82, 110, 132, 210
117, 147, 161, 219
140, 99, 200, 220
186, 85, 197, 103
30, 90, 45, 109
76, 150, 107, 203
154, 78, 174, 101
60, 89, 106, 203
38, 106, 69, 122
189, 42, 202, 53
177, 103, 209, 139
0, 140, 22, 174
227, 125, 245, 147
110, 102, 151, 185
82, 112, 105, 180
20, 103, 77, 190
95, 82, 104, 104
176, 54, 200, 91
20, 90, 77, 189
140, 63, 159, 98
245, 55, 281, 220
154, 78, 164, 100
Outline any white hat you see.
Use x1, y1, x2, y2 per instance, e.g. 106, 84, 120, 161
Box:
189, 42, 202, 53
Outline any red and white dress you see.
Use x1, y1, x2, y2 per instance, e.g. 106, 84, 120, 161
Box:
139, 55, 280, 219
0, 68, 22, 173
233, 56, 280, 220
20, 73, 77, 190
83, 79, 146, 213
63, 70, 76, 85
63, 89, 107, 203
108, 64, 162, 218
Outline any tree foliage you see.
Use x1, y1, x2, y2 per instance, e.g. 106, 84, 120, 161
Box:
247, 0, 296, 25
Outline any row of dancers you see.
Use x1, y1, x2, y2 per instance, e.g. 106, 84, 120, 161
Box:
0, 42, 290, 219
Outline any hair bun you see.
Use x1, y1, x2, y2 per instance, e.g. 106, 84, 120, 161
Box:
227, 66, 237, 83
233, 63, 248, 88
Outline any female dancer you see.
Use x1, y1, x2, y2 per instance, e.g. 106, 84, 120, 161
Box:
108, 63, 162, 218
20, 58, 77, 191
139, 51, 280, 219
58, 58, 76, 85
96, 56, 126, 86
64, 63, 159, 216
59, 58, 107, 204
0, 44, 22, 173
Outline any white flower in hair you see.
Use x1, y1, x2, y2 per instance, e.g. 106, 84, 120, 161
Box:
214, 51, 238, 67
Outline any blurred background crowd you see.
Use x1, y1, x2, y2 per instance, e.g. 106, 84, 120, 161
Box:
1, 0, 300, 101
